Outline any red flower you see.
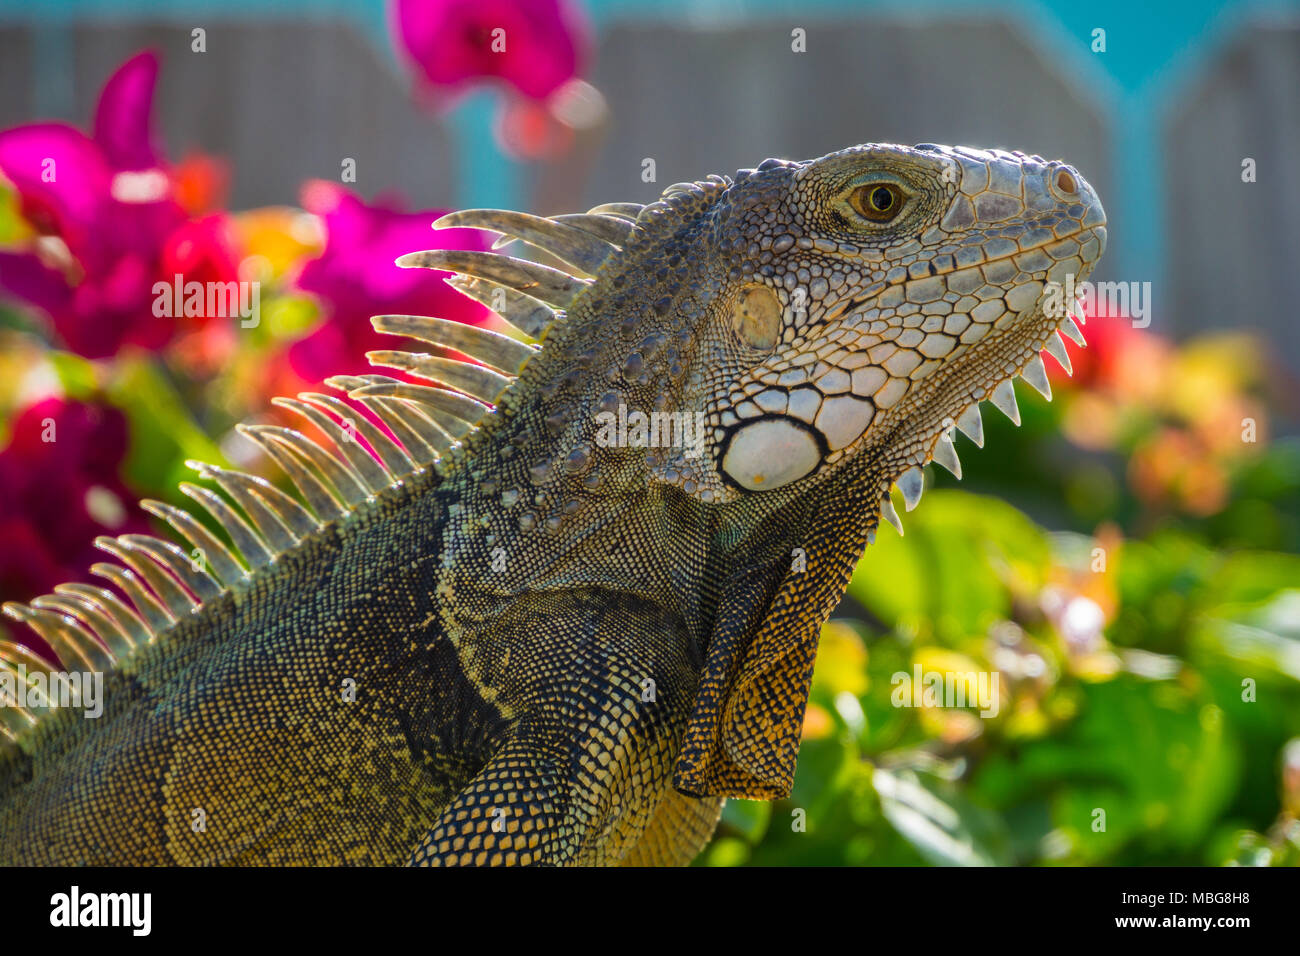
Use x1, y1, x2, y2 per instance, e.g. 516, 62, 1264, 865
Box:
286, 181, 491, 386
169, 152, 231, 217
1053, 312, 1133, 389
161, 214, 245, 327
0, 397, 148, 605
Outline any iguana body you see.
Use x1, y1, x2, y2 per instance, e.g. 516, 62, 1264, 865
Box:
0, 144, 1105, 865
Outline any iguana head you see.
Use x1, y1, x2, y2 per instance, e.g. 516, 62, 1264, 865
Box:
426, 142, 1103, 531
633, 143, 1105, 514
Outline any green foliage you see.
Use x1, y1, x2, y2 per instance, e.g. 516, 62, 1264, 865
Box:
707, 490, 1300, 866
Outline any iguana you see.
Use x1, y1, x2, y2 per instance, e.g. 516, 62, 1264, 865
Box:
0, 143, 1105, 865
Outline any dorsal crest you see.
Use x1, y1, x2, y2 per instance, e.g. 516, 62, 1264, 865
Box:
0, 200, 641, 748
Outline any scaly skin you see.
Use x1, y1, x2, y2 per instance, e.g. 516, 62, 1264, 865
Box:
0, 143, 1105, 865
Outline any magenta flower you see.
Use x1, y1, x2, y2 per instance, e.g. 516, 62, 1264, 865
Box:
92, 47, 166, 173
0, 51, 242, 359
391, 0, 588, 102
287, 180, 491, 385
0, 397, 148, 608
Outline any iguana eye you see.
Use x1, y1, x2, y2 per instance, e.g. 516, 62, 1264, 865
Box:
849, 183, 906, 223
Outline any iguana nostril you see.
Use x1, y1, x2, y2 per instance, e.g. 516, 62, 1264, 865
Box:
1056, 169, 1077, 194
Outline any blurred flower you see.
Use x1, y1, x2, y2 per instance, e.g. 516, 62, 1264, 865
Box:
0, 51, 242, 358
0, 397, 147, 604
493, 78, 607, 159
233, 207, 323, 281
0, 51, 180, 356
1170, 335, 1269, 455
1282, 738, 1300, 819
285, 181, 491, 386
160, 213, 248, 375
1053, 309, 1268, 519
908, 647, 992, 744
1057, 313, 1170, 396
1040, 584, 1121, 681
392, 0, 587, 101
390, 0, 604, 159
801, 702, 834, 741
161, 214, 244, 319
169, 152, 230, 217
92, 48, 165, 172
1129, 427, 1230, 516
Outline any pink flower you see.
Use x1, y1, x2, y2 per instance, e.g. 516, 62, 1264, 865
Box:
0, 51, 242, 359
0, 397, 148, 607
391, 0, 588, 102
287, 181, 491, 385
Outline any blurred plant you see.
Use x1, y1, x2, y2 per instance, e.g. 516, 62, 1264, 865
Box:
704, 491, 1300, 867
0, 397, 147, 621
1221, 738, 1300, 865
0, 51, 502, 615
937, 311, 1298, 554
1054, 315, 1270, 518
0, 51, 241, 358
721, 311, 1300, 867
390, 0, 606, 158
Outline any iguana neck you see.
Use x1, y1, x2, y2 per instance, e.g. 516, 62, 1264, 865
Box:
435, 332, 883, 636
431, 180, 886, 628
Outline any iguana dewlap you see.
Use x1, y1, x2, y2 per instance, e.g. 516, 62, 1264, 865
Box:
0, 143, 1105, 865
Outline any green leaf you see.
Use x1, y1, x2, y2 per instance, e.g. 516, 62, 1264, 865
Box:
971, 675, 1237, 862
106, 355, 228, 494
720, 799, 771, 843
872, 766, 1011, 866
262, 294, 320, 344
789, 735, 855, 815
699, 836, 750, 867
1193, 593, 1300, 681
0, 181, 29, 243
47, 351, 99, 399
847, 490, 1049, 643
0, 302, 40, 334
1205, 552, 1300, 608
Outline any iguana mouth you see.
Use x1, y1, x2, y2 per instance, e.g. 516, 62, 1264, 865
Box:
888, 222, 1104, 285
822, 228, 1098, 326
867, 223, 1107, 536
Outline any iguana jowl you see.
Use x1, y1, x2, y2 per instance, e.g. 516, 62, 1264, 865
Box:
0, 143, 1105, 865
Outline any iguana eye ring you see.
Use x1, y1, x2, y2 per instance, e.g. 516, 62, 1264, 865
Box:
849, 183, 906, 223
